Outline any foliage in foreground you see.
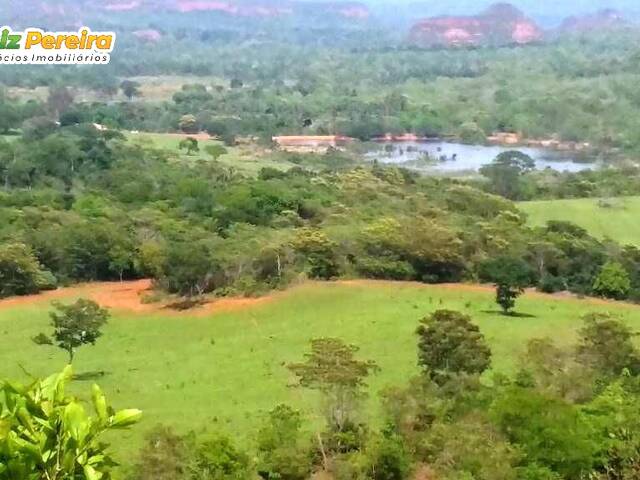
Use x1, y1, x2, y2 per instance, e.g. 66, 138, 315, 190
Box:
0, 366, 141, 480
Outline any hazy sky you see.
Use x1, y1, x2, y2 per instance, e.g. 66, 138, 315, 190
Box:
367, 0, 639, 25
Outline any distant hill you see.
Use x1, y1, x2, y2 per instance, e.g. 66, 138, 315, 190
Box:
559, 8, 629, 33
408, 2, 543, 48
0, 0, 371, 26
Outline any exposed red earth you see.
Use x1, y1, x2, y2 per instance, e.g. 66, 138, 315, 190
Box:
409, 2, 543, 48
0, 279, 273, 316
0, 279, 632, 318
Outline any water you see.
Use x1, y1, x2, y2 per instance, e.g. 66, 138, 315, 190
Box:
366, 141, 595, 173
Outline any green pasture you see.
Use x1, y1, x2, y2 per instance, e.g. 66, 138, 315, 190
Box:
519, 196, 640, 246
1, 280, 639, 466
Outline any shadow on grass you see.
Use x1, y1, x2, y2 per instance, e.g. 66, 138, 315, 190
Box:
482, 310, 537, 318
73, 371, 110, 382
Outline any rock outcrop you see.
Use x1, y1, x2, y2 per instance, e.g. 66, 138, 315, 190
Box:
409, 2, 543, 48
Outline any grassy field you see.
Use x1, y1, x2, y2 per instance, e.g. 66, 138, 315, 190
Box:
519, 196, 640, 246
1, 280, 640, 464
7, 75, 226, 103
127, 132, 292, 175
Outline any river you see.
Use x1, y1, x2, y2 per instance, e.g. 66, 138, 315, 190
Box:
365, 141, 596, 173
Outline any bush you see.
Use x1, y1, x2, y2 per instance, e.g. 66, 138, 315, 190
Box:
256, 404, 310, 480
355, 256, 415, 280
592, 261, 631, 300
539, 275, 566, 294
366, 431, 411, 480
131, 426, 188, 480
416, 310, 492, 383
190, 434, 252, 480
0, 242, 56, 297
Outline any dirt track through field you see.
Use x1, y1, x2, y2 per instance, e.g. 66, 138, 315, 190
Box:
0, 279, 633, 315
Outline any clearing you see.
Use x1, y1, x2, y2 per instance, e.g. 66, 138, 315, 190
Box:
519, 196, 640, 246
1, 279, 639, 458
126, 131, 293, 175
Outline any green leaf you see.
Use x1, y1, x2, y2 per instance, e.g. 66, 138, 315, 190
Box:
84, 464, 103, 480
63, 402, 88, 442
0, 419, 11, 440
109, 409, 142, 428
91, 384, 108, 422
16, 407, 35, 434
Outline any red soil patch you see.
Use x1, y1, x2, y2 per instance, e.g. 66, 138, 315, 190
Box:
0, 279, 274, 316
0, 279, 634, 316
0, 280, 154, 312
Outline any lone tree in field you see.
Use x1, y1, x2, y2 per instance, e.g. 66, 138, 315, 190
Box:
34, 298, 110, 364
179, 114, 198, 134
480, 256, 532, 315
178, 137, 199, 155
204, 144, 228, 161
288, 338, 378, 431
120, 80, 141, 101
416, 309, 491, 383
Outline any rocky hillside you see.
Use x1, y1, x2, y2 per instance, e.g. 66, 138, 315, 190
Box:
408, 2, 543, 48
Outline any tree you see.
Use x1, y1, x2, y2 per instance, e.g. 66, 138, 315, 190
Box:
366, 430, 411, 480
480, 256, 533, 315
0, 96, 19, 133
424, 415, 519, 480
35, 298, 110, 364
256, 404, 310, 480
291, 228, 340, 280
204, 144, 229, 161
0, 366, 141, 480
592, 261, 631, 300
189, 434, 252, 480
0, 242, 56, 298
178, 114, 198, 134
132, 426, 188, 480
288, 338, 378, 431
518, 337, 593, 402
160, 240, 220, 296
47, 86, 74, 119
109, 244, 134, 281
0, 138, 14, 187
178, 136, 199, 155
576, 312, 640, 378
480, 150, 535, 200
416, 310, 491, 383
120, 80, 141, 101
491, 387, 600, 478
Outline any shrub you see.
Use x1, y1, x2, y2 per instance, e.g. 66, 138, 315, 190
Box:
0, 242, 56, 297
592, 261, 631, 300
